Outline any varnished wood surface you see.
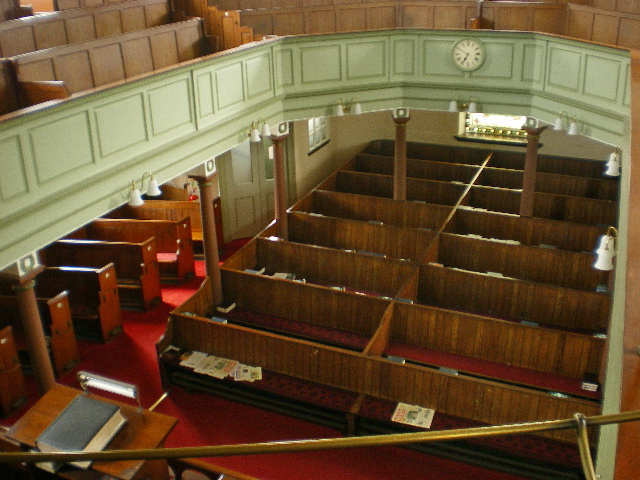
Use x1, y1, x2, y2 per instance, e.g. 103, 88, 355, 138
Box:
6, 384, 177, 480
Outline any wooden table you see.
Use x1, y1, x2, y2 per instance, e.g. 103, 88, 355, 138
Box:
6, 384, 177, 480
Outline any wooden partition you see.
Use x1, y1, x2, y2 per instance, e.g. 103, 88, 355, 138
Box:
390, 302, 604, 380
78, 217, 195, 283
10, 18, 209, 104
443, 208, 607, 253
245, 237, 416, 298
0, 0, 31, 22
163, 312, 599, 443
0, 0, 172, 57
417, 263, 611, 333
44, 237, 162, 311
0, 291, 79, 377
297, 190, 453, 230
288, 211, 437, 262
36, 264, 122, 342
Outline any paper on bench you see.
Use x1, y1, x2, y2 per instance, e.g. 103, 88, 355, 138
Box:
391, 402, 435, 429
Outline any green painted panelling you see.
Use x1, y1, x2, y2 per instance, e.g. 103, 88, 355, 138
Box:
276, 48, 294, 87
0, 30, 632, 271
95, 94, 148, 157
475, 42, 514, 79
29, 112, 94, 183
195, 71, 215, 119
624, 63, 631, 107
521, 44, 543, 83
300, 44, 342, 83
0, 136, 27, 201
149, 78, 194, 136
422, 38, 462, 77
584, 55, 621, 102
216, 63, 245, 109
245, 53, 273, 98
547, 46, 582, 92
346, 41, 387, 80
392, 39, 416, 76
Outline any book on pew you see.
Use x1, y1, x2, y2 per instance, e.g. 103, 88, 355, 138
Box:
36, 395, 127, 469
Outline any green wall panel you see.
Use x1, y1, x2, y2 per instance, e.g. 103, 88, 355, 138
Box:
547, 47, 582, 92
346, 41, 387, 80
195, 71, 215, 120
584, 54, 621, 102
475, 43, 514, 79
522, 44, 544, 83
300, 44, 342, 83
277, 48, 294, 87
0, 136, 28, 201
29, 112, 94, 183
95, 94, 147, 157
422, 39, 461, 77
245, 53, 273, 98
216, 63, 245, 109
149, 78, 194, 136
392, 38, 417, 76
624, 63, 631, 107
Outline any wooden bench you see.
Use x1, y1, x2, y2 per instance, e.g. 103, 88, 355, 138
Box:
44, 237, 162, 311
9, 17, 211, 107
0, 291, 80, 377
108, 197, 224, 248
0, 0, 31, 22
0, 326, 26, 418
0, 0, 173, 57
35, 263, 122, 342
75, 217, 195, 283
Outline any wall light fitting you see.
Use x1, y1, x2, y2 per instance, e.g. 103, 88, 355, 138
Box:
128, 172, 161, 207
567, 116, 580, 136
249, 117, 271, 142
553, 111, 569, 131
604, 147, 621, 177
593, 226, 618, 271
448, 97, 478, 113
335, 98, 362, 116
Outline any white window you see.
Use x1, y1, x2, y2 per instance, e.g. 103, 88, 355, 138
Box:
308, 117, 329, 154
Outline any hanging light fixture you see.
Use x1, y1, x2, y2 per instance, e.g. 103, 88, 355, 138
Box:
467, 97, 478, 113
554, 111, 568, 131
127, 172, 162, 206
249, 118, 271, 142
567, 116, 580, 135
593, 226, 618, 271
334, 99, 345, 116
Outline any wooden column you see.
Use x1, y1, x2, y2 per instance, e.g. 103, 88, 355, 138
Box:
393, 113, 411, 201
192, 175, 223, 306
519, 125, 547, 217
1, 263, 55, 394
270, 133, 290, 240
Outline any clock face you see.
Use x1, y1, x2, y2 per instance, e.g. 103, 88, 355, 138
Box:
452, 39, 485, 72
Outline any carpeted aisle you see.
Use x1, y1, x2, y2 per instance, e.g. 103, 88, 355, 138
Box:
3, 252, 533, 480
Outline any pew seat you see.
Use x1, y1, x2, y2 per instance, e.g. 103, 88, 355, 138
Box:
36, 264, 122, 342
0, 291, 80, 377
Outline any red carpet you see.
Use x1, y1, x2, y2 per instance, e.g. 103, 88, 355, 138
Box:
3, 248, 536, 480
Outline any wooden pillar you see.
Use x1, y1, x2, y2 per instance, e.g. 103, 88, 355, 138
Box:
270, 133, 290, 240
393, 112, 411, 201
1, 263, 55, 394
519, 125, 547, 217
192, 175, 223, 306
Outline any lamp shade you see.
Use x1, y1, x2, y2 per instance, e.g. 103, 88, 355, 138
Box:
147, 176, 162, 197
567, 121, 579, 136
467, 101, 478, 113
353, 103, 362, 115
553, 116, 564, 130
604, 152, 621, 177
261, 122, 271, 137
128, 183, 144, 206
448, 100, 458, 112
334, 104, 344, 116
593, 247, 615, 271
250, 125, 261, 142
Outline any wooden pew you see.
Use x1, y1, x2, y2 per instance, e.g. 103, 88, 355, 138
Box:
0, 0, 31, 22
108, 198, 225, 248
0, 0, 173, 57
35, 264, 122, 342
44, 237, 162, 311
157, 278, 599, 446
9, 17, 211, 106
417, 263, 610, 333
76, 217, 195, 283
287, 211, 437, 262
0, 59, 19, 117
0, 326, 26, 418
0, 291, 80, 377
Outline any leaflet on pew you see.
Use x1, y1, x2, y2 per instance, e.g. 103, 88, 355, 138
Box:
179, 350, 262, 382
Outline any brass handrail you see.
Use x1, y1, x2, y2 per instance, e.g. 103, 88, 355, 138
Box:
2, 409, 639, 474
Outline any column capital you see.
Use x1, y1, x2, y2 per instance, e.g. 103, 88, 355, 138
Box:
392, 116, 411, 126
269, 133, 290, 144
523, 125, 548, 139
190, 174, 216, 185
0, 254, 44, 286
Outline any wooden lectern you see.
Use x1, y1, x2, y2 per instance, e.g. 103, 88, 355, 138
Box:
6, 384, 177, 479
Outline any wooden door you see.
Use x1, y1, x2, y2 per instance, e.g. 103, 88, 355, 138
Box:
217, 138, 278, 241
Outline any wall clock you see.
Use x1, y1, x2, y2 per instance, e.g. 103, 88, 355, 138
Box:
452, 38, 486, 72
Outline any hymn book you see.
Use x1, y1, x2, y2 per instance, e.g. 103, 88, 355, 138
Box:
35, 395, 127, 469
